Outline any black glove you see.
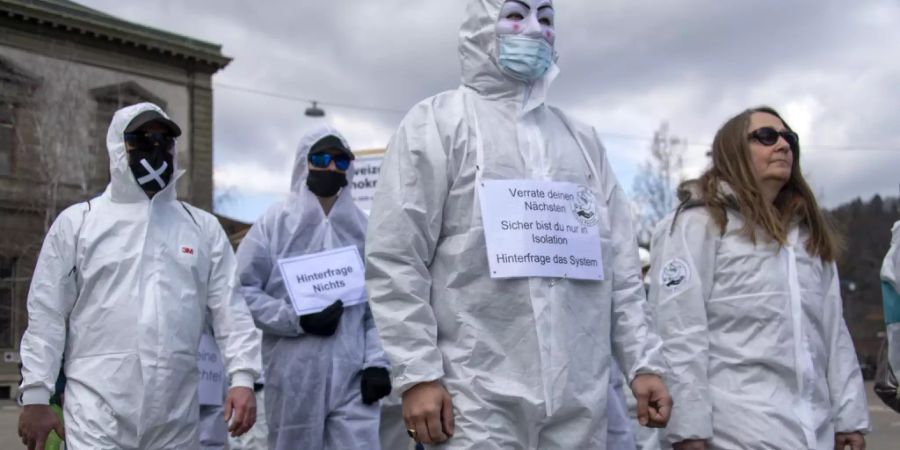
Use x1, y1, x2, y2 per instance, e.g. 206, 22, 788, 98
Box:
360, 367, 392, 405
299, 299, 344, 336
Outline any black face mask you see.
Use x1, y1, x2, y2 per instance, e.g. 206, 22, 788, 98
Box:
306, 170, 347, 198
128, 147, 174, 192
126, 132, 175, 192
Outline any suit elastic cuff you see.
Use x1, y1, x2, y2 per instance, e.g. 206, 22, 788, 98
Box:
835, 423, 871, 435
20, 386, 52, 405
394, 371, 444, 396
665, 399, 713, 444
230, 371, 256, 389
629, 367, 665, 382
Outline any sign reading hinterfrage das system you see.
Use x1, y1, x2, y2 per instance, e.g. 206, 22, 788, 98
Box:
277, 246, 368, 315
479, 179, 605, 281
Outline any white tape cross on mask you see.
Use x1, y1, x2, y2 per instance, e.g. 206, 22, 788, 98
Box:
138, 159, 168, 190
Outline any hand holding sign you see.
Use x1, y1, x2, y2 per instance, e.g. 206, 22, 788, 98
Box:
278, 246, 368, 315
299, 299, 344, 336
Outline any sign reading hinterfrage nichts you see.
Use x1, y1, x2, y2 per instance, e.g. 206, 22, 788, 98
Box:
479, 179, 605, 281
277, 246, 367, 315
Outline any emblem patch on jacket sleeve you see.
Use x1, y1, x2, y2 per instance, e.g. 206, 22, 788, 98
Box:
660, 258, 691, 291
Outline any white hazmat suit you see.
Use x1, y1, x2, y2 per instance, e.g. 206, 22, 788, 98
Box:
236, 125, 389, 450
365, 1, 666, 448
18, 102, 261, 449
881, 221, 900, 382
649, 184, 869, 449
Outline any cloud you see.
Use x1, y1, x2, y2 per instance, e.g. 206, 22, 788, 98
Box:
76, 0, 900, 220
215, 160, 290, 196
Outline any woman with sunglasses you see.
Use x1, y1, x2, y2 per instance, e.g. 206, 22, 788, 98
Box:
648, 106, 869, 450
235, 125, 392, 449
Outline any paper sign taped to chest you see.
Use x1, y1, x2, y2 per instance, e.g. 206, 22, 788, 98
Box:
479, 179, 604, 281
277, 246, 367, 315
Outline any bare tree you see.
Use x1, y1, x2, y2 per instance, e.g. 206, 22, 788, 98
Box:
632, 122, 686, 243
17, 63, 95, 234
3, 60, 98, 350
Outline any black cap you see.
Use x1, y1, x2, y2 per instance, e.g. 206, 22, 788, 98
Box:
125, 110, 182, 137
309, 135, 353, 159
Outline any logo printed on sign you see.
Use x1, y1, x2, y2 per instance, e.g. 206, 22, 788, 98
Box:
661, 258, 691, 291
181, 246, 194, 255
571, 186, 600, 226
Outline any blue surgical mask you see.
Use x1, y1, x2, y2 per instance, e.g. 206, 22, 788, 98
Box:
497, 35, 553, 82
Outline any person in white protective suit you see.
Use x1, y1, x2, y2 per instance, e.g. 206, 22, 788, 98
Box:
198, 316, 229, 450
638, 247, 651, 290
236, 125, 392, 450
365, 1, 672, 448
607, 360, 637, 450
881, 222, 900, 387
649, 106, 869, 450
622, 247, 665, 450
17, 102, 261, 450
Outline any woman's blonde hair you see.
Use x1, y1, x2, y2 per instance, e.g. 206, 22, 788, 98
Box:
687, 106, 841, 261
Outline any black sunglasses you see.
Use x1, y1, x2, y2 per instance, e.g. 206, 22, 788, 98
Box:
124, 132, 175, 152
748, 127, 799, 150
308, 152, 352, 171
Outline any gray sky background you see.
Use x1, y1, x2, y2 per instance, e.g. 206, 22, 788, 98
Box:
78, 0, 900, 222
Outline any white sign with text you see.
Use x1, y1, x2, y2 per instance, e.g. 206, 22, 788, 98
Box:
350, 154, 384, 214
277, 246, 367, 315
479, 179, 604, 281
197, 333, 225, 406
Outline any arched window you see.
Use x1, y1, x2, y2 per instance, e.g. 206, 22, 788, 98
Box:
0, 57, 40, 177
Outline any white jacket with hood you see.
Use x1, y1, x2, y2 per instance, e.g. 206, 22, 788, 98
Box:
235, 125, 389, 450
18, 103, 261, 449
880, 221, 900, 382
365, 1, 666, 448
649, 182, 869, 449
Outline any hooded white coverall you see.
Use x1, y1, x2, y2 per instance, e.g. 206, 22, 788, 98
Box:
236, 125, 390, 450
18, 102, 261, 449
881, 221, 900, 382
364, 1, 666, 448
649, 186, 869, 449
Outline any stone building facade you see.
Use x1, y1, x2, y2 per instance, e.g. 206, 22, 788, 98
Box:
0, 0, 230, 397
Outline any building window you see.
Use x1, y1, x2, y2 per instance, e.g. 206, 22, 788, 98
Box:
0, 256, 14, 349
0, 106, 12, 176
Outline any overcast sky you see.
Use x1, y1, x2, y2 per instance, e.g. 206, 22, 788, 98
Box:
78, 0, 900, 222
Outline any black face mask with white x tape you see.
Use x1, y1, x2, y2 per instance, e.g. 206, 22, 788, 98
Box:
125, 132, 175, 193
